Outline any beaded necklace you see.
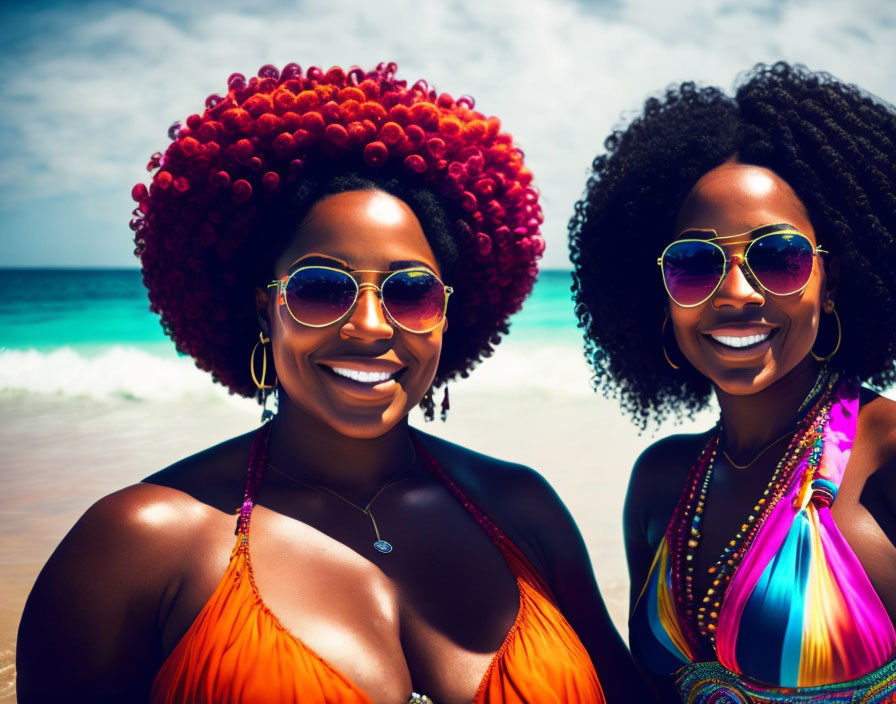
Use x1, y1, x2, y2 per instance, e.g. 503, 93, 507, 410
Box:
667, 371, 838, 656
719, 367, 831, 470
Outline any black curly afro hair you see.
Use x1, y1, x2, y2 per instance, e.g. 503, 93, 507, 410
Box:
569, 62, 896, 428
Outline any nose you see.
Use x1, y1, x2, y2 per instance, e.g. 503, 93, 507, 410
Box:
340, 285, 394, 340
711, 255, 765, 309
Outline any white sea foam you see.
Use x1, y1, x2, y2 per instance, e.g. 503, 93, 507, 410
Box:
461, 339, 595, 397
0, 346, 244, 403
0, 341, 595, 402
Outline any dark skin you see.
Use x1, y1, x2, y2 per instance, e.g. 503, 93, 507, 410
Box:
624, 163, 896, 701
18, 190, 642, 703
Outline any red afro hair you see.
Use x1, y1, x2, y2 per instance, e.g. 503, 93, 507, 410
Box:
132, 62, 544, 397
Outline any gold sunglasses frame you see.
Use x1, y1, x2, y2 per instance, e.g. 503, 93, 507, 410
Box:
656, 226, 827, 308
268, 265, 453, 333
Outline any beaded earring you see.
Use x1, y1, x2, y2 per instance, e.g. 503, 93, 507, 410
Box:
440, 386, 450, 421
420, 388, 435, 422
419, 386, 449, 422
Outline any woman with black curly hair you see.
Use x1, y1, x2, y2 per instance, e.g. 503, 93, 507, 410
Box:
16, 63, 634, 703
569, 62, 896, 702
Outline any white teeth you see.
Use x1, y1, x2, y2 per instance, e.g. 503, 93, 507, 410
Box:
711, 332, 771, 348
329, 367, 395, 383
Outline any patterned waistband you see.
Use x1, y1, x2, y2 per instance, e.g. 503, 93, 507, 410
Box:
676, 659, 896, 703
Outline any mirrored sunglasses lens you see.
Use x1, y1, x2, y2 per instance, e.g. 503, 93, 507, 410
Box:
284, 268, 357, 326
747, 234, 814, 294
662, 241, 725, 306
382, 271, 445, 331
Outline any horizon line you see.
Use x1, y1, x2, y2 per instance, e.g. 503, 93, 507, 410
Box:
0, 265, 575, 272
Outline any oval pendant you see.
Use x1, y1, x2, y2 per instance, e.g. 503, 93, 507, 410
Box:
373, 540, 393, 553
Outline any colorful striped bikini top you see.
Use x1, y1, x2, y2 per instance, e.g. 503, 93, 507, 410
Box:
629, 382, 896, 696
150, 428, 605, 704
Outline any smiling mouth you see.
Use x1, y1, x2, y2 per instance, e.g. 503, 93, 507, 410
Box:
319, 364, 405, 387
329, 367, 396, 383
706, 329, 778, 350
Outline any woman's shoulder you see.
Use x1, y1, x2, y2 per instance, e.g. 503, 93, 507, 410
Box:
412, 429, 575, 573
17, 433, 256, 700
859, 389, 896, 442
624, 429, 715, 548
630, 429, 714, 492
856, 389, 896, 480
142, 428, 255, 511
412, 428, 558, 508
63, 430, 255, 567
23, 430, 257, 630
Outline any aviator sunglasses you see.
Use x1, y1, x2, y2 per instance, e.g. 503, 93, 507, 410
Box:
657, 223, 827, 308
268, 265, 453, 333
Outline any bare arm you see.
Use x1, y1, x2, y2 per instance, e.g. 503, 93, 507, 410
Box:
623, 448, 657, 616
529, 472, 657, 704
623, 436, 705, 703
16, 484, 192, 703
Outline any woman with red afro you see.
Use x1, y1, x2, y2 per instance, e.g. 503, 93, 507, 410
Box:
18, 63, 642, 703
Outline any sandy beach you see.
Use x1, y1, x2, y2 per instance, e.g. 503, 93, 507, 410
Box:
0, 355, 717, 698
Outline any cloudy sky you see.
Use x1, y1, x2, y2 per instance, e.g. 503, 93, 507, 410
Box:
1, 0, 894, 270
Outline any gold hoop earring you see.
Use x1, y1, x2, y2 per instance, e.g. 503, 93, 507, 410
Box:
661, 315, 681, 370
811, 300, 842, 362
250, 332, 275, 390
251, 332, 277, 422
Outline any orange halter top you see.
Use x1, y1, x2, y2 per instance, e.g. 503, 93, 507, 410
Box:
149, 428, 605, 704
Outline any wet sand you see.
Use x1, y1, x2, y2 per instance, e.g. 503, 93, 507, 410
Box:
0, 385, 712, 698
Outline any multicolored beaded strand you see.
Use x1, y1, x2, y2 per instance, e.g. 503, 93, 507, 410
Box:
236, 422, 272, 545
667, 371, 838, 654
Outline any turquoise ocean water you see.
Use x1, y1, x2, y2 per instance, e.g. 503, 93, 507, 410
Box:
0, 268, 586, 399
0, 269, 172, 353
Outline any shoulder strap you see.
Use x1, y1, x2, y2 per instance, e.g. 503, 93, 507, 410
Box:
412, 434, 553, 596
235, 423, 271, 537
793, 380, 859, 511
